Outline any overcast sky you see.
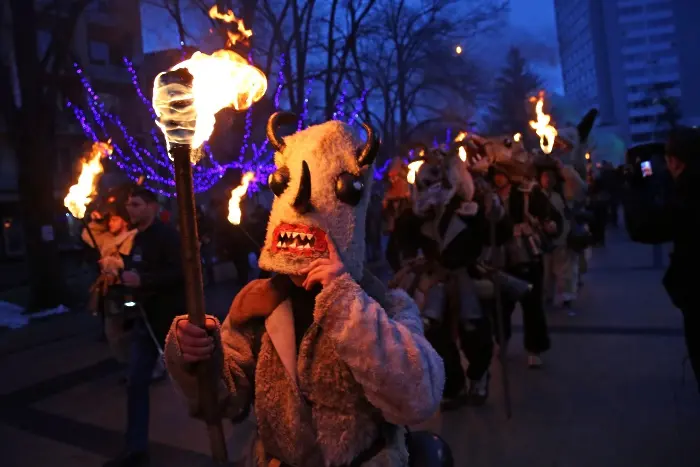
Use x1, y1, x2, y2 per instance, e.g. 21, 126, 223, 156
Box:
141, 0, 564, 94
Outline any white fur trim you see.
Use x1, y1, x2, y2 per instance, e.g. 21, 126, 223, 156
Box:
265, 299, 298, 385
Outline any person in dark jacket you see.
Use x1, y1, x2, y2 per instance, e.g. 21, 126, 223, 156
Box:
104, 187, 184, 467
660, 127, 700, 391
490, 164, 562, 368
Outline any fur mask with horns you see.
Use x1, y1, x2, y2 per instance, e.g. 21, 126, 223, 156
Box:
258, 112, 379, 281
411, 145, 477, 219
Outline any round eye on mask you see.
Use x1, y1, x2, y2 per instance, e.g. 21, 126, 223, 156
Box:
503, 137, 513, 148
268, 167, 290, 197
335, 172, 364, 206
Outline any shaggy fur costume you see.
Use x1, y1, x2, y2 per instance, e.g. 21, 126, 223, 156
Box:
165, 117, 444, 467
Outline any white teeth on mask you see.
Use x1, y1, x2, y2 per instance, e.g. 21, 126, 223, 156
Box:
292, 232, 299, 238
277, 241, 283, 247
303, 244, 311, 249
299, 233, 307, 240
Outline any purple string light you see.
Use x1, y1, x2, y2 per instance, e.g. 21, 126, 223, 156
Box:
70, 54, 370, 195
347, 89, 368, 126
332, 81, 348, 120
299, 78, 313, 130
445, 128, 451, 144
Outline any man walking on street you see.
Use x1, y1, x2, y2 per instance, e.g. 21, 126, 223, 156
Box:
104, 188, 184, 467
660, 127, 700, 392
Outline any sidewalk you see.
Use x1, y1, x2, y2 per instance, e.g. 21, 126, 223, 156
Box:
1, 231, 698, 467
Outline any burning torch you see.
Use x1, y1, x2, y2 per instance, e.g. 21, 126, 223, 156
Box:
529, 91, 558, 155
152, 10, 266, 463
64, 141, 113, 249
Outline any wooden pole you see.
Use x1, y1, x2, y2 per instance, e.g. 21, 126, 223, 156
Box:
158, 67, 228, 463
170, 143, 228, 463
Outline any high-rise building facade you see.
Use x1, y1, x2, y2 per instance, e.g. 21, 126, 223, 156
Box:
554, 0, 700, 146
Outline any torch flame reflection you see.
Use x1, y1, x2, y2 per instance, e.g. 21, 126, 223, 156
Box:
514, 132, 522, 142
228, 172, 256, 225
64, 141, 113, 219
529, 92, 557, 154
407, 160, 424, 184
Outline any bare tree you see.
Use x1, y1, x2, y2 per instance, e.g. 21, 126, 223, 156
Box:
358, 0, 506, 153
1, 0, 95, 310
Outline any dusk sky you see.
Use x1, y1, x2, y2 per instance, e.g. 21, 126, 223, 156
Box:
141, 0, 564, 94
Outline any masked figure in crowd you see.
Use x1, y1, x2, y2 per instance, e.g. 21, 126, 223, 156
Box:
488, 153, 563, 368
390, 144, 512, 408
165, 113, 445, 467
540, 110, 598, 301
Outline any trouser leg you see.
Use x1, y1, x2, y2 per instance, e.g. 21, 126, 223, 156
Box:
125, 323, 159, 452
424, 320, 465, 398
681, 308, 700, 393
517, 262, 551, 354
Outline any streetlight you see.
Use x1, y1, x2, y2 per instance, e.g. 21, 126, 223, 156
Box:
455, 45, 462, 55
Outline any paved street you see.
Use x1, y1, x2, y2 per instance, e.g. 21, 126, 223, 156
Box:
1, 229, 699, 467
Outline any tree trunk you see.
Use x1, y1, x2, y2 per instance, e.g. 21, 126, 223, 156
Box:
10, 0, 66, 311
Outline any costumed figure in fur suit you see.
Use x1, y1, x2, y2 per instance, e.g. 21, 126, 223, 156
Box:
165, 113, 446, 467
390, 144, 512, 409
538, 109, 598, 300
83, 195, 137, 364
483, 144, 563, 368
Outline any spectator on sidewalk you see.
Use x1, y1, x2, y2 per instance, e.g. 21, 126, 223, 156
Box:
660, 127, 700, 392
103, 188, 184, 467
82, 203, 136, 365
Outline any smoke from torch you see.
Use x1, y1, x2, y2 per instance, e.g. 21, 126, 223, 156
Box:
228, 172, 255, 225
529, 92, 558, 154
64, 141, 113, 219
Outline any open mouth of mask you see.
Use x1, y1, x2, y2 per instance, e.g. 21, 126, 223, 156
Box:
270, 222, 328, 256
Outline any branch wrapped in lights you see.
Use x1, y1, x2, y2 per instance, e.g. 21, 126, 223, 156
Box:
69, 56, 370, 195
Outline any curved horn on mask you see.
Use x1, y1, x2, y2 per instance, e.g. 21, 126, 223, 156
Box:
266, 111, 299, 153
577, 108, 598, 143
293, 160, 312, 213
357, 123, 380, 167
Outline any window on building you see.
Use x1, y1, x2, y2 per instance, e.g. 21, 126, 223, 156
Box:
647, 17, 674, 28
632, 132, 654, 143
88, 40, 110, 65
646, 2, 672, 14
619, 5, 644, 16
630, 115, 656, 125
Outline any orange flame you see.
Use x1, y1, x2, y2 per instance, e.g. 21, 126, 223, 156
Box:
209, 6, 252, 47
513, 132, 522, 142
64, 141, 113, 219
407, 160, 424, 184
154, 49, 267, 150
528, 92, 557, 154
228, 172, 256, 225
458, 146, 467, 162
454, 131, 468, 142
